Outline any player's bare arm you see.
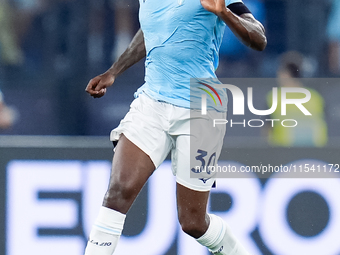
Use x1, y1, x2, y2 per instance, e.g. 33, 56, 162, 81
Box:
85, 29, 146, 98
201, 0, 267, 51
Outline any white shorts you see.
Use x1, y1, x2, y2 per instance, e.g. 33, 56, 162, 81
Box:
110, 93, 226, 192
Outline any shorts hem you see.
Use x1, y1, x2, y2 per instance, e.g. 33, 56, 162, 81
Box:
110, 129, 159, 168
176, 177, 214, 192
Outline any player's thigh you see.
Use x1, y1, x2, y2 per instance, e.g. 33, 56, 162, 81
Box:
104, 134, 156, 213
111, 134, 155, 186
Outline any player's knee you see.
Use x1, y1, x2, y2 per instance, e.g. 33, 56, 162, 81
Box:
104, 181, 136, 204
180, 220, 206, 238
178, 212, 207, 238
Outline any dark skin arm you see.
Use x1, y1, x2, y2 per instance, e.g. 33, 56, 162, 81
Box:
85, 29, 146, 98
201, 0, 267, 51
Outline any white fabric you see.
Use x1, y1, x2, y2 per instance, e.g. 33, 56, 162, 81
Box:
110, 93, 226, 192
84, 207, 126, 255
197, 214, 250, 255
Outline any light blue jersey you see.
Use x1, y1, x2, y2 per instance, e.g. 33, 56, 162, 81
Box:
136, 0, 242, 111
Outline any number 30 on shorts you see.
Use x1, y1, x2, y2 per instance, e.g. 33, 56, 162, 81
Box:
191, 149, 217, 175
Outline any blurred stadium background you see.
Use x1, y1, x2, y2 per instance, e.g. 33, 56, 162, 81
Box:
1, 0, 340, 254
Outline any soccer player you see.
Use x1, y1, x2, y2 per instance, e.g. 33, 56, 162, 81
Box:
84, 0, 266, 254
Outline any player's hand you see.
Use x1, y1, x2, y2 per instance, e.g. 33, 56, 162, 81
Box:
200, 0, 226, 16
85, 72, 115, 98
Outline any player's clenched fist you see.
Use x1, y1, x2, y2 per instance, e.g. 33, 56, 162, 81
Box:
200, 0, 227, 16
85, 72, 115, 98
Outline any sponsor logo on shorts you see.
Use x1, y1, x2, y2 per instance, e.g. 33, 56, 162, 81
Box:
199, 177, 211, 184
